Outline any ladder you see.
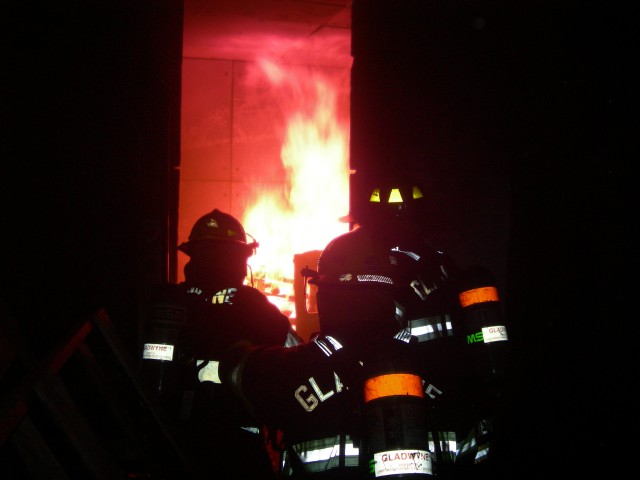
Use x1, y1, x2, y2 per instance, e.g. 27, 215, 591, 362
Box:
0, 303, 200, 479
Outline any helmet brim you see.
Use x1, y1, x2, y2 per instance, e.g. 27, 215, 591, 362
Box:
177, 238, 258, 257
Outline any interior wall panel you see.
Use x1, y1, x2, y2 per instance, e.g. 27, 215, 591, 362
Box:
180, 58, 233, 182
180, 56, 351, 283
231, 61, 288, 186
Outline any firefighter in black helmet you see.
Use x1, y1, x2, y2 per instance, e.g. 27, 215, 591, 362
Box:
213, 226, 421, 479
312, 226, 404, 354
140, 208, 301, 480
215, 225, 435, 479
308, 226, 436, 478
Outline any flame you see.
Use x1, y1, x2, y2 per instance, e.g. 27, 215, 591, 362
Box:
242, 60, 350, 316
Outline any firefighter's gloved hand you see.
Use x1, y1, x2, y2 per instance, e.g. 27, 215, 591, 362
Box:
216, 340, 257, 386
196, 359, 221, 383
195, 346, 256, 388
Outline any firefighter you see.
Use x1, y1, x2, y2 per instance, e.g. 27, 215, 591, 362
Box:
218, 333, 366, 479
215, 230, 427, 479
308, 226, 437, 479
140, 208, 301, 479
219, 230, 431, 479
344, 172, 512, 479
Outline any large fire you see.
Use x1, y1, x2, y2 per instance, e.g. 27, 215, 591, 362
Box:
242, 59, 350, 321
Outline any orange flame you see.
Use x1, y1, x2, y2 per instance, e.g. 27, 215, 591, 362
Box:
242, 59, 350, 316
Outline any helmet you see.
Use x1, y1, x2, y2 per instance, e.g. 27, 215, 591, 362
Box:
178, 209, 258, 257
307, 227, 403, 350
362, 180, 426, 225
307, 226, 399, 289
348, 171, 429, 228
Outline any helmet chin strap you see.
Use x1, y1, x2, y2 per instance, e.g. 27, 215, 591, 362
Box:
246, 263, 255, 288
245, 232, 259, 256
243, 232, 258, 286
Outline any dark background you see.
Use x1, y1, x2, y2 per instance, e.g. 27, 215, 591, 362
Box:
2, 0, 636, 477
350, 2, 636, 476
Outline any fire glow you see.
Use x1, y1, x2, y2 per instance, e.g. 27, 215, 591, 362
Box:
242, 59, 350, 319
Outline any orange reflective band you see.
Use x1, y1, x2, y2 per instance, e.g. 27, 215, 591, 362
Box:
364, 373, 424, 402
459, 286, 499, 308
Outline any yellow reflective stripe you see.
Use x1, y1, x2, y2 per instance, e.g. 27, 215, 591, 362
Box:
364, 373, 424, 402
458, 286, 499, 308
388, 188, 403, 203
370, 188, 381, 202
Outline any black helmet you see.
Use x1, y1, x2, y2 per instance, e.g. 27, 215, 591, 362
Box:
178, 209, 258, 257
307, 226, 399, 289
307, 227, 403, 350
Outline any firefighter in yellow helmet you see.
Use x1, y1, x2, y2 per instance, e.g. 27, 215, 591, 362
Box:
140, 208, 301, 479
345, 172, 512, 479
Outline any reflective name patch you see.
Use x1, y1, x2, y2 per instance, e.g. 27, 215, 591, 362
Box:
481, 325, 508, 343
143, 343, 174, 361
373, 449, 432, 477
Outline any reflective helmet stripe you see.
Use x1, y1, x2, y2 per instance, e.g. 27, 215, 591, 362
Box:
368, 185, 424, 203
388, 188, 403, 203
